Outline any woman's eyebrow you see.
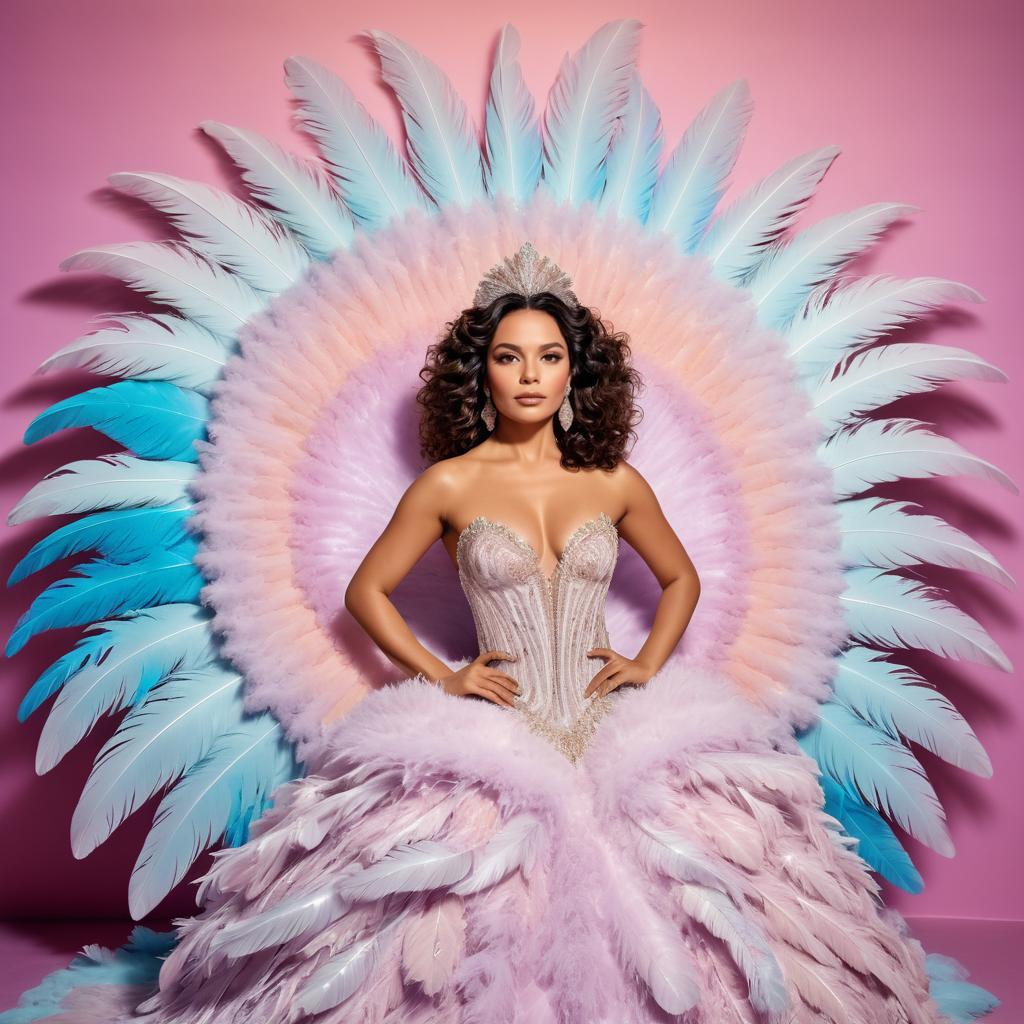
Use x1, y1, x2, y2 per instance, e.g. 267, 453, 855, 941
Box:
492, 341, 566, 352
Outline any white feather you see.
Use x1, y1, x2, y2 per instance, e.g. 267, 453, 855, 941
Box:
482, 24, 543, 204
748, 203, 918, 331
631, 922, 700, 1016
832, 645, 992, 776
70, 665, 245, 857
677, 883, 789, 1015
37, 312, 228, 395
200, 120, 354, 260
838, 497, 1014, 587
812, 342, 1006, 432
294, 907, 411, 1015
819, 417, 1017, 499
365, 30, 485, 208
540, 19, 642, 205
108, 172, 310, 293
59, 240, 267, 341
697, 146, 839, 283
338, 839, 473, 902
785, 273, 984, 366
841, 565, 1012, 672
210, 885, 350, 958
8, 453, 197, 525
645, 77, 752, 246
450, 813, 542, 895
283, 55, 432, 228
294, 771, 403, 851
634, 819, 747, 904
687, 751, 822, 807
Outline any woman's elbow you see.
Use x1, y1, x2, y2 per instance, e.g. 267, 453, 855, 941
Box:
345, 576, 389, 615
344, 578, 364, 615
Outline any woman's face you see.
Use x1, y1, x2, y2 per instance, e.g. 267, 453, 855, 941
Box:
486, 308, 571, 425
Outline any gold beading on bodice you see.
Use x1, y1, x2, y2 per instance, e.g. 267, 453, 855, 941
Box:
455, 512, 620, 765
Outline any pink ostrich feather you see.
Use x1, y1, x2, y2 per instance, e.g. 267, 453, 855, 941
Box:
21, 668, 952, 1024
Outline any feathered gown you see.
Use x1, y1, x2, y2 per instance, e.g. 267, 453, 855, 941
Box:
15, 512, 961, 1023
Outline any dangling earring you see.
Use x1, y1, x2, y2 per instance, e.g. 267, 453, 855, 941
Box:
481, 386, 496, 431
558, 380, 574, 432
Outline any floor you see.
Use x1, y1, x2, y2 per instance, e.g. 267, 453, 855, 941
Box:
0, 916, 1019, 1019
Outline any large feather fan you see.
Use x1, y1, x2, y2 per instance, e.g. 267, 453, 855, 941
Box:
4, 23, 1012, 1019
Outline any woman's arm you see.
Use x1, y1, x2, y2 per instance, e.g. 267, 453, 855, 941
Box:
344, 465, 454, 682
615, 462, 701, 675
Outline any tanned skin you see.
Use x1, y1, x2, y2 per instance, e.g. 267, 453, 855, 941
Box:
344, 308, 701, 708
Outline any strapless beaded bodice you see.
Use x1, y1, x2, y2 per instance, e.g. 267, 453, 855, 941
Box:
456, 512, 619, 765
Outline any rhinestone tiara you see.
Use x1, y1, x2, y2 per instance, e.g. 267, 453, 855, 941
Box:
473, 241, 579, 309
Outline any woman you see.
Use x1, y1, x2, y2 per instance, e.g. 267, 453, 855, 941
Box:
13, 243, 953, 1023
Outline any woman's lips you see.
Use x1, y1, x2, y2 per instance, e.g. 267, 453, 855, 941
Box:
515, 396, 545, 405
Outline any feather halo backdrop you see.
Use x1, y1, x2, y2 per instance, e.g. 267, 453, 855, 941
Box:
1, 17, 1010, 1022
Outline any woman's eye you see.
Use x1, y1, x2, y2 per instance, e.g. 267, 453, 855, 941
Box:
495, 353, 562, 363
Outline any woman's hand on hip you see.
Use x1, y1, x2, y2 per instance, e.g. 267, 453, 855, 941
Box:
584, 647, 654, 699
437, 649, 520, 708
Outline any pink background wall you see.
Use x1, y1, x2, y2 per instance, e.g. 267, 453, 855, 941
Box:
1, 0, 1020, 924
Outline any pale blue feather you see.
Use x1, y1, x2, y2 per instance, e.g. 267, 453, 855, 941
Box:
365, 30, 485, 208
811, 342, 1006, 433
696, 146, 839, 284
597, 70, 662, 224
798, 698, 953, 855
838, 497, 1013, 588
200, 120, 354, 261
34, 604, 218, 773
482, 24, 543, 204
817, 774, 923, 893
832, 645, 991, 776
819, 417, 1018, 499
7, 454, 197, 526
283, 55, 432, 229
38, 312, 228, 395
24, 381, 208, 463
108, 171, 311, 292
645, 78, 751, 245
70, 664, 247, 858
841, 566, 1012, 672
5, 541, 203, 657
748, 203, 918, 331
59, 240, 268, 342
129, 714, 298, 919
925, 953, 1001, 1022
540, 19, 642, 206
0, 927, 175, 1024
785, 275, 985, 369
8, 499, 192, 585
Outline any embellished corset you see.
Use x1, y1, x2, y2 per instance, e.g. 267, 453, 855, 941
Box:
456, 512, 620, 766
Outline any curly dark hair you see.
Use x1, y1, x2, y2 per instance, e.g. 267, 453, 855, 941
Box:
416, 292, 643, 471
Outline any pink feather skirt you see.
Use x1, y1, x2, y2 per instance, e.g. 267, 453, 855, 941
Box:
27, 666, 956, 1024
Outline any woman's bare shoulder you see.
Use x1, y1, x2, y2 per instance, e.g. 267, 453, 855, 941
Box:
606, 458, 659, 508
404, 455, 485, 526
